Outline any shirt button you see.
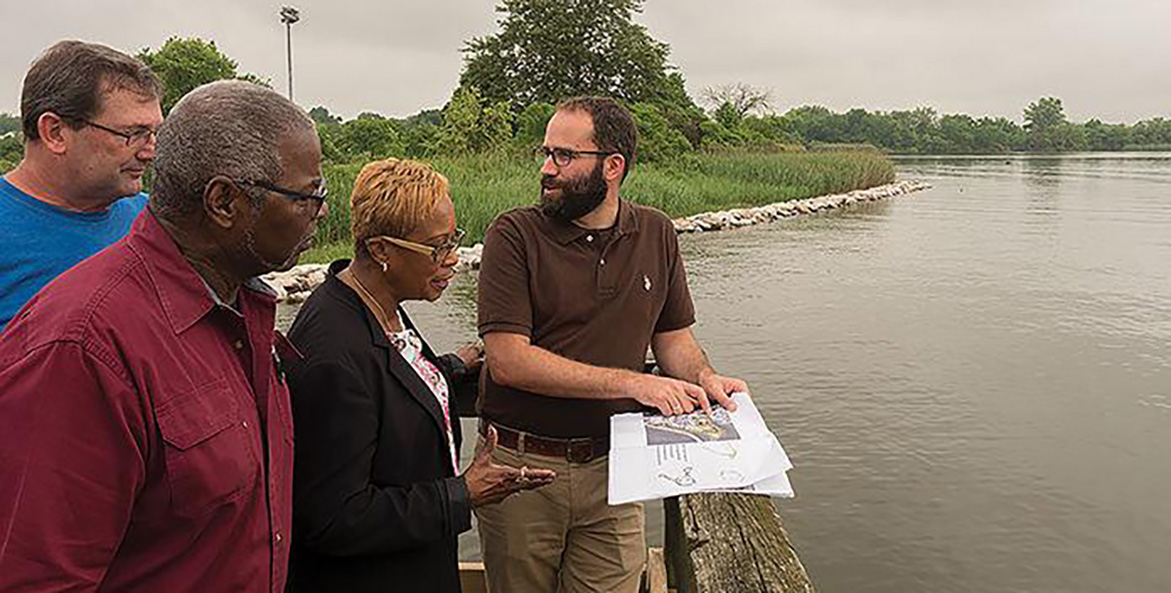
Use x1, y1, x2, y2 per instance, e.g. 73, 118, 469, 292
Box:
274, 532, 283, 543
234, 340, 244, 350
242, 420, 249, 429
586, 235, 594, 242
600, 258, 606, 266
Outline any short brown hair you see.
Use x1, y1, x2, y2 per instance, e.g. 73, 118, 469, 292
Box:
557, 96, 638, 182
21, 40, 161, 140
350, 159, 450, 254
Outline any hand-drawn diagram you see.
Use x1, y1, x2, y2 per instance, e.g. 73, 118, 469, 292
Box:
609, 394, 794, 504
644, 407, 740, 445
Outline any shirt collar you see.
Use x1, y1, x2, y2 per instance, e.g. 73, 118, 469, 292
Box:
128, 209, 277, 334
197, 275, 277, 318
545, 198, 639, 246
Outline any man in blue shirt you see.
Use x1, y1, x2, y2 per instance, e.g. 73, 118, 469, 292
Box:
0, 40, 162, 330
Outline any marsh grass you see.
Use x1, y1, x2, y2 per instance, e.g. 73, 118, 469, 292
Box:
303, 151, 895, 263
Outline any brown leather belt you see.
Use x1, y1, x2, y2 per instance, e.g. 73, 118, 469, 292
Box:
479, 420, 608, 464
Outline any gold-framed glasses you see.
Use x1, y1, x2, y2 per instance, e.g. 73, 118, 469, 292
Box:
374, 228, 466, 263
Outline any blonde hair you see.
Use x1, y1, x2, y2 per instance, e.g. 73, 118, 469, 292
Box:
350, 158, 450, 254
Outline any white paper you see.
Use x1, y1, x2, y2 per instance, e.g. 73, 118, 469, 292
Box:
608, 393, 794, 504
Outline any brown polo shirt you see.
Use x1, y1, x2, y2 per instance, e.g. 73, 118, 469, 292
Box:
477, 200, 695, 439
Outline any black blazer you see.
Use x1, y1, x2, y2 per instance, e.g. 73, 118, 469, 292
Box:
285, 260, 472, 593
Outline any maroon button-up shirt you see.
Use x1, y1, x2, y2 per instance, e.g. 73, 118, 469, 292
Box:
0, 210, 295, 592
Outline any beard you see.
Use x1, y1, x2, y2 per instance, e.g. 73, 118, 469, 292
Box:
539, 161, 607, 222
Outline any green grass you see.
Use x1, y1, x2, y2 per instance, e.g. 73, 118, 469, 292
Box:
302, 151, 895, 264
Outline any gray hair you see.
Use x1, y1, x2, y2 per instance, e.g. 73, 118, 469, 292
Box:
150, 80, 316, 221
21, 40, 161, 140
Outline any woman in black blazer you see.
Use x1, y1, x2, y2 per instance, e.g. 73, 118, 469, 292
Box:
285, 159, 554, 592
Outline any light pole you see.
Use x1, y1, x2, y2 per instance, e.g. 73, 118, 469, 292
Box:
279, 6, 300, 100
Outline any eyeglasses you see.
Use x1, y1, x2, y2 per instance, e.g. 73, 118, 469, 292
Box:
373, 228, 466, 264
235, 179, 328, 215
536, 146, 616, 168
81, 119, 157, 148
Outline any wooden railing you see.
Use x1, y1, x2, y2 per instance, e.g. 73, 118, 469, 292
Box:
660, 494, 815, 592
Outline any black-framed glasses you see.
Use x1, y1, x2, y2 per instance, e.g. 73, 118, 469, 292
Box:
536, 146, 616, 167
372, 228, 466, 264
81, 119, 157, 148
235, 179, 328, 215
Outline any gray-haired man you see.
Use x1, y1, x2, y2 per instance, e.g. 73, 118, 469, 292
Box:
0, 80, 327, 591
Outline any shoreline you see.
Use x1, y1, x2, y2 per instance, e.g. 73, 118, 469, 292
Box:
264, 179, 932, 304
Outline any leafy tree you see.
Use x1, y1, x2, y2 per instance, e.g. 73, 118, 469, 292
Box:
138, 37, 268, 114
513, 102, 556, 151
740, 115, 800, 147
1130, 117, 1171, 147
433, 86, 513, 155
337, 118, 404, 159
0, 112, 20, 135
315, 124, 345, 164
0, 132, 23, 174
1083, 119, 1130, 151
404, 109, 444, 128
697, 119, 743, 149
629, 102, 690, 162
1023, 97, 1072, 152
1024, 97, 1067, 131
308, 106, 343, 126
461, 0, 680, 109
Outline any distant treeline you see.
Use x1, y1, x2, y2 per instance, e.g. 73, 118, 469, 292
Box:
772, 98, 1171, 154
297, 95, 1171, 172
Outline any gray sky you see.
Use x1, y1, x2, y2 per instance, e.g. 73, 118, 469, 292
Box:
4, 0, 1168, 123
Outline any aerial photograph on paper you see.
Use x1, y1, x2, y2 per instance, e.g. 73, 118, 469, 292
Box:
644, 407, 740, 445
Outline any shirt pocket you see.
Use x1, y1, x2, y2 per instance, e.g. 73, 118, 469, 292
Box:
157, 381, 258, 518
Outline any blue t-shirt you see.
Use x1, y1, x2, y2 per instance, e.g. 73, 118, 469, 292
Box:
0, 178, 147, 331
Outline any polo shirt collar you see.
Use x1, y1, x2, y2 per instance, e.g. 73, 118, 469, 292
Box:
129, 209, 276, 334
545, 198, 639, 246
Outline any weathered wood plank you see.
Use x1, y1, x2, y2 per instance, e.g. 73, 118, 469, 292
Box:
664, 493, 815, 593
459, 561, 487, 593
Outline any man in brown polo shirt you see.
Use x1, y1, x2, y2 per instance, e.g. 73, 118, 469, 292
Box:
476, 96, 749, 592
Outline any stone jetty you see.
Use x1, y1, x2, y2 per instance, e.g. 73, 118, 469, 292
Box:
264, 179, 931, 303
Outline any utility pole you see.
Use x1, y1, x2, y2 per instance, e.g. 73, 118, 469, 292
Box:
279, 6, 300, 100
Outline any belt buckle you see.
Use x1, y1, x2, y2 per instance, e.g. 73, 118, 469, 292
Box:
566, 439, 594, 464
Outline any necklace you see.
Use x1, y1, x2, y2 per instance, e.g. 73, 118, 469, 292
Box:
347, 268, 401, 335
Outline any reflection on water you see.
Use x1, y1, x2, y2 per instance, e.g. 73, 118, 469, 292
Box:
280, 153, 1171, 593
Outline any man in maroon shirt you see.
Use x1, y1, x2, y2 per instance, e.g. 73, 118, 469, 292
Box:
0, 80, 327, 592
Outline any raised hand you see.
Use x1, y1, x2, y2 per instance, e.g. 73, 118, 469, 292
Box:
455, 340, 485, 371
463, 426, 556, 507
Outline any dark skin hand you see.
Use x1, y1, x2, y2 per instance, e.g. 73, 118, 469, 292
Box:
455, 340, 484, 372
463, 426, 556, 507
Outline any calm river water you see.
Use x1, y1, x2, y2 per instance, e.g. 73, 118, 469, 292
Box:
281, 152, 1171, 592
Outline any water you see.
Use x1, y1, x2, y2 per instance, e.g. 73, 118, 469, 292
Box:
280, 153, 1171, 592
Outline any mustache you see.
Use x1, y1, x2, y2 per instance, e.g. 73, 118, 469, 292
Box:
541, 176, 564, 190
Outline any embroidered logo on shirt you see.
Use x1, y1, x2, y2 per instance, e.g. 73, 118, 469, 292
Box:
644, 274, 652, 292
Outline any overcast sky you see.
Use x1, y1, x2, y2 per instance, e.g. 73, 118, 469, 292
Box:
4, 0, 1168, 124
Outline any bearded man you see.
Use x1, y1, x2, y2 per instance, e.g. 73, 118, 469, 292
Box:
474, 96, 750, 592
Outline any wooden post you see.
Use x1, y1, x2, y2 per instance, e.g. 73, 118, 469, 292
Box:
664, 493, 815, 593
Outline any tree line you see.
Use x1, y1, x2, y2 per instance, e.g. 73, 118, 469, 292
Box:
2, 0, 1168, 174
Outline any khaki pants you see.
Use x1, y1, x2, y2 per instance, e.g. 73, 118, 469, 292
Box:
474, 436, 646, 593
